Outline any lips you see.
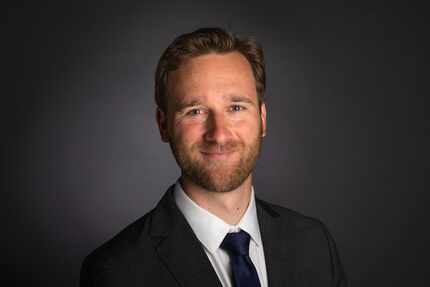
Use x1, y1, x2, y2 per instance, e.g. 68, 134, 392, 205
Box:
200, 150, 235, 159
198, 142, 240, 159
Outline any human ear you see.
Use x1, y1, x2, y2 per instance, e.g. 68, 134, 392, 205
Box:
260, 102, 267, 137
156, 108, 170, 142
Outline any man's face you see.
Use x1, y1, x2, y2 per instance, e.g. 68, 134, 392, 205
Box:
157, 52, 267, 193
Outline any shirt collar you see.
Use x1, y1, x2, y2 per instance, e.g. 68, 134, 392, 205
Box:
173, 180, 263, 254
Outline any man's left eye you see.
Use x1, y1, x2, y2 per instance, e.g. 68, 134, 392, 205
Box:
231, 105, 244, 112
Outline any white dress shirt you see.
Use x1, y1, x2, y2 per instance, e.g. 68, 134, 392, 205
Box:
174, 181, 268, 287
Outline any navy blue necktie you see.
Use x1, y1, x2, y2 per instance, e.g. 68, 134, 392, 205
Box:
221, 230, 261, 287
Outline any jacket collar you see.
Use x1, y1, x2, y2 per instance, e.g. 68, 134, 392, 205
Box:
256, 199, 297, 287
146, 185, 290, 287
147, 185, 222, 287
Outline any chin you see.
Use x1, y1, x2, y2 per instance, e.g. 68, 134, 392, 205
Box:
192, 168, 251, 193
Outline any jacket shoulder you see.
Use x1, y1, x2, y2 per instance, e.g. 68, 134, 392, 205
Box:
80, 208, 160, 286
257, 198, 329, 232
256, 198, 348, 286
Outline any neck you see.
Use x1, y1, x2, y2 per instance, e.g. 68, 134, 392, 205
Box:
179, 175, 253, 225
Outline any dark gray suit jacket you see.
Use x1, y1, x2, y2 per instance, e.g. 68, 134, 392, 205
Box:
81, 186, 347, 286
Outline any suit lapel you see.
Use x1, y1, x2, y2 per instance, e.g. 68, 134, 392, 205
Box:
147, 187, 296, 287
148, 186, 222, 287
256, 199, 295, 287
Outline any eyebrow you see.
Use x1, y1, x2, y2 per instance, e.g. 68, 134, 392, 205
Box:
174, 95, 257, 111
230, 95, 256, 106
174, 99, 203, 111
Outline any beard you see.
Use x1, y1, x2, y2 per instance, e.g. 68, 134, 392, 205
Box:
169, 124, 263, 193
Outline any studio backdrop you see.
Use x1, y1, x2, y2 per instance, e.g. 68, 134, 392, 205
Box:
4, 1, 426, 286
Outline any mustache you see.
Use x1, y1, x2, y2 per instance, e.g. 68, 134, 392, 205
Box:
197, 141, 240, 153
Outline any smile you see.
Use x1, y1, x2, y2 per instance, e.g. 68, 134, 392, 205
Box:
200, 151, 235, 160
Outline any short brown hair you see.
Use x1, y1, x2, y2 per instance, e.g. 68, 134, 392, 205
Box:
154, 27, 266, 112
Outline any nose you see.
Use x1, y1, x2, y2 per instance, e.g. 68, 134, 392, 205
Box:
203, 112, 233, 144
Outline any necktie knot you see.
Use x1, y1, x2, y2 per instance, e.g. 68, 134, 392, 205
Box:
221, 230, 250, 256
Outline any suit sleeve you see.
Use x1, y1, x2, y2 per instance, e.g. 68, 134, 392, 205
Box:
80, 253, 111, 287
80, 255, 96, 287
322, 224, 348, 287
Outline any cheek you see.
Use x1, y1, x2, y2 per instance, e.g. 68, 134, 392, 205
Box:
235, 117, 261, 135
172, 123, 203, 146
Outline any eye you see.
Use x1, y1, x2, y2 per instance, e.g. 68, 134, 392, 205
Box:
231, 105, 245, 112
186, 108, 202, 116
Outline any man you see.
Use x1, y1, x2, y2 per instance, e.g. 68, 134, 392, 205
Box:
81, 27, 347, 287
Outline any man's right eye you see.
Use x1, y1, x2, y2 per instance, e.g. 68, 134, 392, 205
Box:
187, 109, 202, 116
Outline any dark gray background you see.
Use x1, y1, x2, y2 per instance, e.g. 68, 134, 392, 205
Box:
4, 1, 427, 286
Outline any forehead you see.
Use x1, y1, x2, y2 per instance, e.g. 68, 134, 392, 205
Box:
166, 52, 257, 106
177, 52, 253, 77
